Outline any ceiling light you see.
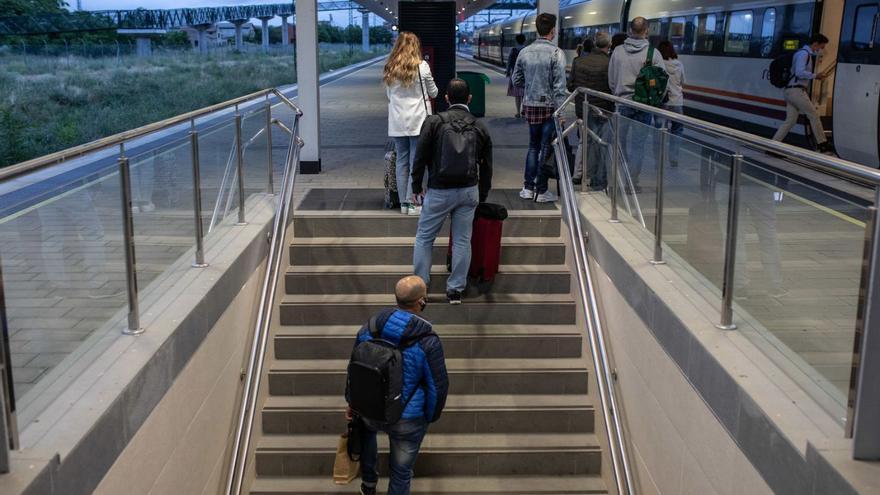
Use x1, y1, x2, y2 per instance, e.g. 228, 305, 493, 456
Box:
564, 15, 572, 19
588, 11, 597, 15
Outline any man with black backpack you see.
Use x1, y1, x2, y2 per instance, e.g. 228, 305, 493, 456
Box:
770, 34, 833, 154
346, 275, 449, 495
411, 78, 493, 305
608, 17, 666, 193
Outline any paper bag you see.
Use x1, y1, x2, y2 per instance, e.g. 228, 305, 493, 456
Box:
332, 433, 360, 485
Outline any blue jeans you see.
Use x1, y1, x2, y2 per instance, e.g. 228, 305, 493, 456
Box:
413, 186, 479, 293
393, 136, 419, 206
360, 418, 429, 495
524, 118, 555, 194
617, 106, 654, 185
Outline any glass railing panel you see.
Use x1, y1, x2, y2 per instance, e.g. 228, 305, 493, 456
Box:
127, 137, 196, 288
240, 107, 275, 196
659, 134, 733, 295
731, 160, 866, 416
581, 111, 612, 192
197, 119, 239, 237
0, 163, 125, 406
615, 111, 658, 229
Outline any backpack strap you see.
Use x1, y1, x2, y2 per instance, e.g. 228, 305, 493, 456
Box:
367, 314, 382, 338
645, 45, 654, 67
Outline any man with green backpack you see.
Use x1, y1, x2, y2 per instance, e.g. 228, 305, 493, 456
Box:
608, 17, 667, 193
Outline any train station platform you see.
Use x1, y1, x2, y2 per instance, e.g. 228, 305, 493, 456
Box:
1, 53, 879, 495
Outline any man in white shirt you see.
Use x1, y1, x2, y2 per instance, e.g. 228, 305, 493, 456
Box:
772, 34, 833, 154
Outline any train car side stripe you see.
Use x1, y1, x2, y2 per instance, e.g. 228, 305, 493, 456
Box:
684, 91, 788, 121
684, 84, 787, 108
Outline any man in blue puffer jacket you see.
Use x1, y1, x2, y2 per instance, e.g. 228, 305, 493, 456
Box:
347, 275, 449, 495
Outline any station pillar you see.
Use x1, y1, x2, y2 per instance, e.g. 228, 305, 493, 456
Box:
296, 0, 321, 173
399, 1, 456, 112
361, 10, 370, 53
193, 24, 210, 54
259, 16, 273, 52
280, 14, 291, 46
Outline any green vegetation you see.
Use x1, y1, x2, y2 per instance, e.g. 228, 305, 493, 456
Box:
0, 43, 388, 167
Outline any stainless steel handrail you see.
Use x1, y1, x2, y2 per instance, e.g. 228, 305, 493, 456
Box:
551, 100, 636, 495
581, 88, 880, 188
0, 88, 288, 182
224, 104, 303, 495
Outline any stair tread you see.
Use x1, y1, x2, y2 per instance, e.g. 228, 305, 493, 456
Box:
275, 324, 583, 337
250, 475, 607, 493
263, 394, 593, 410
269, 358, 589, 372
293, 210, 559, 218
287, 264, 570, 274
280, 293, 574, 304
257, 433, 600, 452
291, 236, 564, 246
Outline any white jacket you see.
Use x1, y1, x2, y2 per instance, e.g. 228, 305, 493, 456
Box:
386, 60, 439, 137
663, 59, 685, 107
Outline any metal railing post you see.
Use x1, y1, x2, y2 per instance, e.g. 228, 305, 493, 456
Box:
717, 153, 743, 330
265, 99, 274, 194
610, 111, 621, 223
190, 121, 208, 268
651, 128, 669, 265
118, 146, 143, 335
848, 187, 880, 459
581, 98, 589, 193
234, 107, 247, 225
0, 254, 19, 468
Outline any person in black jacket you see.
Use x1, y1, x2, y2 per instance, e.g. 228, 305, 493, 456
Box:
411, 78, 493, 305
567, 31, 613, 190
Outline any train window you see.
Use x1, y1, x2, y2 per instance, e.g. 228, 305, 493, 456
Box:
724, 10, 753, 54
669, 17, 687, 52
853, 4, 879, 50
648, 18, 663, 46
695, 14, 718, 53
760, 8, 776, 57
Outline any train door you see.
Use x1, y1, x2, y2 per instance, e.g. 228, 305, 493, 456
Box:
834, 0, 880, 167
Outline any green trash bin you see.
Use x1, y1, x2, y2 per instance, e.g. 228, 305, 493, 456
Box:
456, 71, 491, 117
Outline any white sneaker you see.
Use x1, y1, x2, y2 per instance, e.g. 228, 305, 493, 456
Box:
519, 188, 535, 199
400, 205, 409, 214
535, 191, 558, 203
407, 205, 421, 216
140, 202, 156, 213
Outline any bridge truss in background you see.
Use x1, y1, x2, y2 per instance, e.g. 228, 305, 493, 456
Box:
0, 2, 364, 37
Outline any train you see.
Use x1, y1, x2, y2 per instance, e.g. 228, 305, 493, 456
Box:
473, 0, 880, 169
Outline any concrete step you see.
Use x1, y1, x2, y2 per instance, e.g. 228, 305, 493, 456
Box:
292, 211, 561, 239
254, 433, 602, 477
278, 294, 577, 326
267, 359, 589, 396
262, 395, 595, 435
290, 236, 566, 266
285, 264, 571, 295
250, 475, 608, 494
274, 325, 583, 360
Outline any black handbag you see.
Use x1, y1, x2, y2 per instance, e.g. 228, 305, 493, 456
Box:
346, 416, 363, 461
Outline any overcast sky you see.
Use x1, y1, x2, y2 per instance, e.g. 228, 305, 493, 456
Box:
77, 1, 380, 26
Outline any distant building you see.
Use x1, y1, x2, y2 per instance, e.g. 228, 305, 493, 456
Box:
216, 21, 255, 42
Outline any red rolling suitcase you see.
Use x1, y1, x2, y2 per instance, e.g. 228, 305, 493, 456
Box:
446, 203, 508, 290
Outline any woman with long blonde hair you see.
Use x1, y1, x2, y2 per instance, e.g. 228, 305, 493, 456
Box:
384, 32, 438, 215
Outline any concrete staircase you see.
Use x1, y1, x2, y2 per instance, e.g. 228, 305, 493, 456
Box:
248, 194, 608, 494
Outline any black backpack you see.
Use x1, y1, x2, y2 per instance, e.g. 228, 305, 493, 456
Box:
435, 113, 479, 186
769, 49, 808, 88
346, 313, 435, 424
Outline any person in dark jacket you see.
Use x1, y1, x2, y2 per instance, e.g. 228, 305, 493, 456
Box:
505, 34, 526, 118
568, 32, 613, 190
411, 79, 493, 304
349, 275, 449, 495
